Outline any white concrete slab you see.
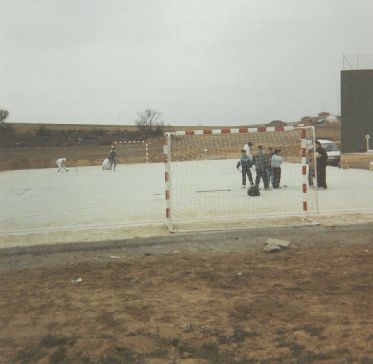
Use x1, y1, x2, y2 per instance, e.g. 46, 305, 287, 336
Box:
0, 163, 165, 234
0, 160, 372, 248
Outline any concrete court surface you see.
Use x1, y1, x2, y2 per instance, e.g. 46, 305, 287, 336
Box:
0, 160, 373, 248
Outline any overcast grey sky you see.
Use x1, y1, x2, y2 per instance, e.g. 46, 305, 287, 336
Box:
1, 0, 372, 126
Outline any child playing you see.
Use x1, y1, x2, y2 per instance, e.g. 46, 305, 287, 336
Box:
108, 147, 117, 172
307, 149, 316, 187
102, 158, 110, 170
236, 149, 254, 188
56, 157, 68, 172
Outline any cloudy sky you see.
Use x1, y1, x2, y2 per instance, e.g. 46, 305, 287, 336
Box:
0, 0, 372, 126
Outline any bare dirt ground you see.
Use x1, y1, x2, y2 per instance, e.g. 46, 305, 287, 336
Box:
1, 123, 341, 171
0, 224, 373, 363
0, 143, 164, 170
341, 153, 373, 170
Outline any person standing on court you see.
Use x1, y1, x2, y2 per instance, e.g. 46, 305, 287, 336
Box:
108, 147, 117, 172
307, 149, 316, 187
236, 149, 254, 188
266, 146, 274, 185
252, 145, 269, 189
271, 149, 283, 188
316, 140, 328, 189
243, 141, 253, 159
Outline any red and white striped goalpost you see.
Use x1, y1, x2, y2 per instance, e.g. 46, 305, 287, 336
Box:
113, 140, 150, 163
163, 126, 316, 232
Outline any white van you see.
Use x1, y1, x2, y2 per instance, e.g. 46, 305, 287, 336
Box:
317, 139, 341, 166
306, 139, 341, 166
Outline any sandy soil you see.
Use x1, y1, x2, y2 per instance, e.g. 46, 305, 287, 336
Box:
1, 123, 340, 171
341, 153, 373, 170
0, 143, 164, 170
1, 224, 372, 363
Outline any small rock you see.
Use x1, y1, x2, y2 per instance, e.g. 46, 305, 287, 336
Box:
71, 277, 83, 284
236, 272, 243, 276
263, 244, 282, 253
173, 250, 180, 254
265, 238, 290, 249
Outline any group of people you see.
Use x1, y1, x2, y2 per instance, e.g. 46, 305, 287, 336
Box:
236, 142, 282, 190
236, 140, 328, 191
56, 141, 328, 190
56, 147, 117, 172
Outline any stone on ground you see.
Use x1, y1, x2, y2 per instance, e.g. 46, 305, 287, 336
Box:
263, 238, 291, 253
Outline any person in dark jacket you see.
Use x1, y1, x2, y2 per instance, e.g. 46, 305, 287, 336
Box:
236, 149, 254, 188
266, 147, 274, 184
108, 147, 117, 172
316, 140, 328, 189
253, 145, 269, 189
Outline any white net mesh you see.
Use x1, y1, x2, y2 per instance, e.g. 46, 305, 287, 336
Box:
167, 128, 318, 230
113, 142, 148, 164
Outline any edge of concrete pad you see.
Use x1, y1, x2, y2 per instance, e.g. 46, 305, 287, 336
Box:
1, 222, 373, 257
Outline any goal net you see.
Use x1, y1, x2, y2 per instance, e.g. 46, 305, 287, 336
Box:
164, 126, 318, 231
112, 140, 149, 164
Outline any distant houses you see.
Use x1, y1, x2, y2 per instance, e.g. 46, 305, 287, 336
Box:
294, 113, 340, 127
268, 120, 287, 127
242, 112, 340, 128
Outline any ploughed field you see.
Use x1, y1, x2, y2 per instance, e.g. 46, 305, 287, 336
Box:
0, 143, 164, 170
0, 123, 341, 171
0, 227, 372, 363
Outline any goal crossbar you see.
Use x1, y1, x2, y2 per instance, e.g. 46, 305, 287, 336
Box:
113, 140, 150, 163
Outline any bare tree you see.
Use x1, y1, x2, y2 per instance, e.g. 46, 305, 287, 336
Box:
0, 109, 15, 147
135, 109, 164, 136
0, 109, 9, 123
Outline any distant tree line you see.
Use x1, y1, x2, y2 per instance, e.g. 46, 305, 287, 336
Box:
0, 108, 169, 148
0, 124, 168, 148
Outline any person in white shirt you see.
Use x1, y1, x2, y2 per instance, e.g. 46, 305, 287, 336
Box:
271, 149, 283, 188
56, 157, 67, 172
102, 158, 110, 170
243, 141, 253, 158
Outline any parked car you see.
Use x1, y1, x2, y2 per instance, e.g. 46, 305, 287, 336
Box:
307, 139, 341, 166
